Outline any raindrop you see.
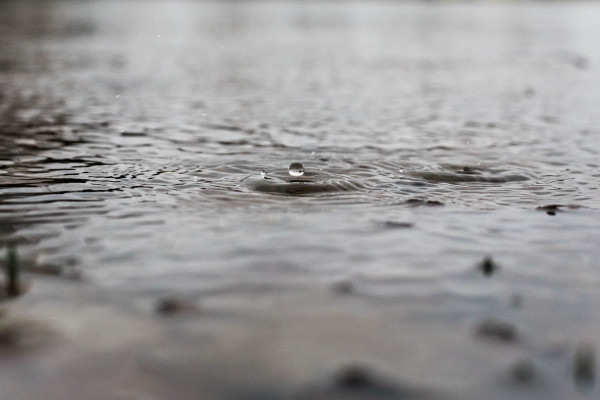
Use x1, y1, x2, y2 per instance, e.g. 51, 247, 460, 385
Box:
288, 162, 305, 177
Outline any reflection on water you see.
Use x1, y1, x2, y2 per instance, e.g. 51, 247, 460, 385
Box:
0, 1, 600, 396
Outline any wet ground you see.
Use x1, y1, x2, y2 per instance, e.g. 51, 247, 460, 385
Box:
1, 0, 600, 398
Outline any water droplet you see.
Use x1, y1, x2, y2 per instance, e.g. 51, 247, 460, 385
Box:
288, 162, 305, 177
261, 170, 267, 179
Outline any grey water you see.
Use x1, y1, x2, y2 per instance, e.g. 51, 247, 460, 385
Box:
2, 0, 600, 302
1, 2, 600, 395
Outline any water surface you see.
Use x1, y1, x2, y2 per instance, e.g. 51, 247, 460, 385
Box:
1, 1, 600, 398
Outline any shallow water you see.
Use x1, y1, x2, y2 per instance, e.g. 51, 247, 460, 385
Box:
1, 0, 600, 398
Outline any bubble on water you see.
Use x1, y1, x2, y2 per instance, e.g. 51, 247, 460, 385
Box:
288, 162, 305, 177
261, 170, 267, 179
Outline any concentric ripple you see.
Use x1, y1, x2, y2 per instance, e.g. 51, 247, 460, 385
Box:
243, 169, 366, 195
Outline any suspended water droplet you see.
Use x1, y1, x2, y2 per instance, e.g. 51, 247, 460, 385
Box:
288, 162, 305, 177
261, 170, 267, 179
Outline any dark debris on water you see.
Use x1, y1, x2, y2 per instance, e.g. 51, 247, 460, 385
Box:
536, 204, 582, 215
384, 221, 414, 229
155, 296, 199, 316
405, 198, 444, 207
475, 319, 517, 344
511, 359, 536, 384
478, 256, 499, 278
574, 342, 596, 386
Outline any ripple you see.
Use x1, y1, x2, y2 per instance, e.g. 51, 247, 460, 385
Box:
408, 168, 530, 184
243, 169, 365, 195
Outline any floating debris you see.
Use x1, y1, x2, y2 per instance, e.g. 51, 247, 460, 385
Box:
536, 204, 582, 214
384, 221, 414, 229
476, 319, 517, 343
155, 296, 198, 315
405, 198, 444, 207
478, 256, 499, 277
